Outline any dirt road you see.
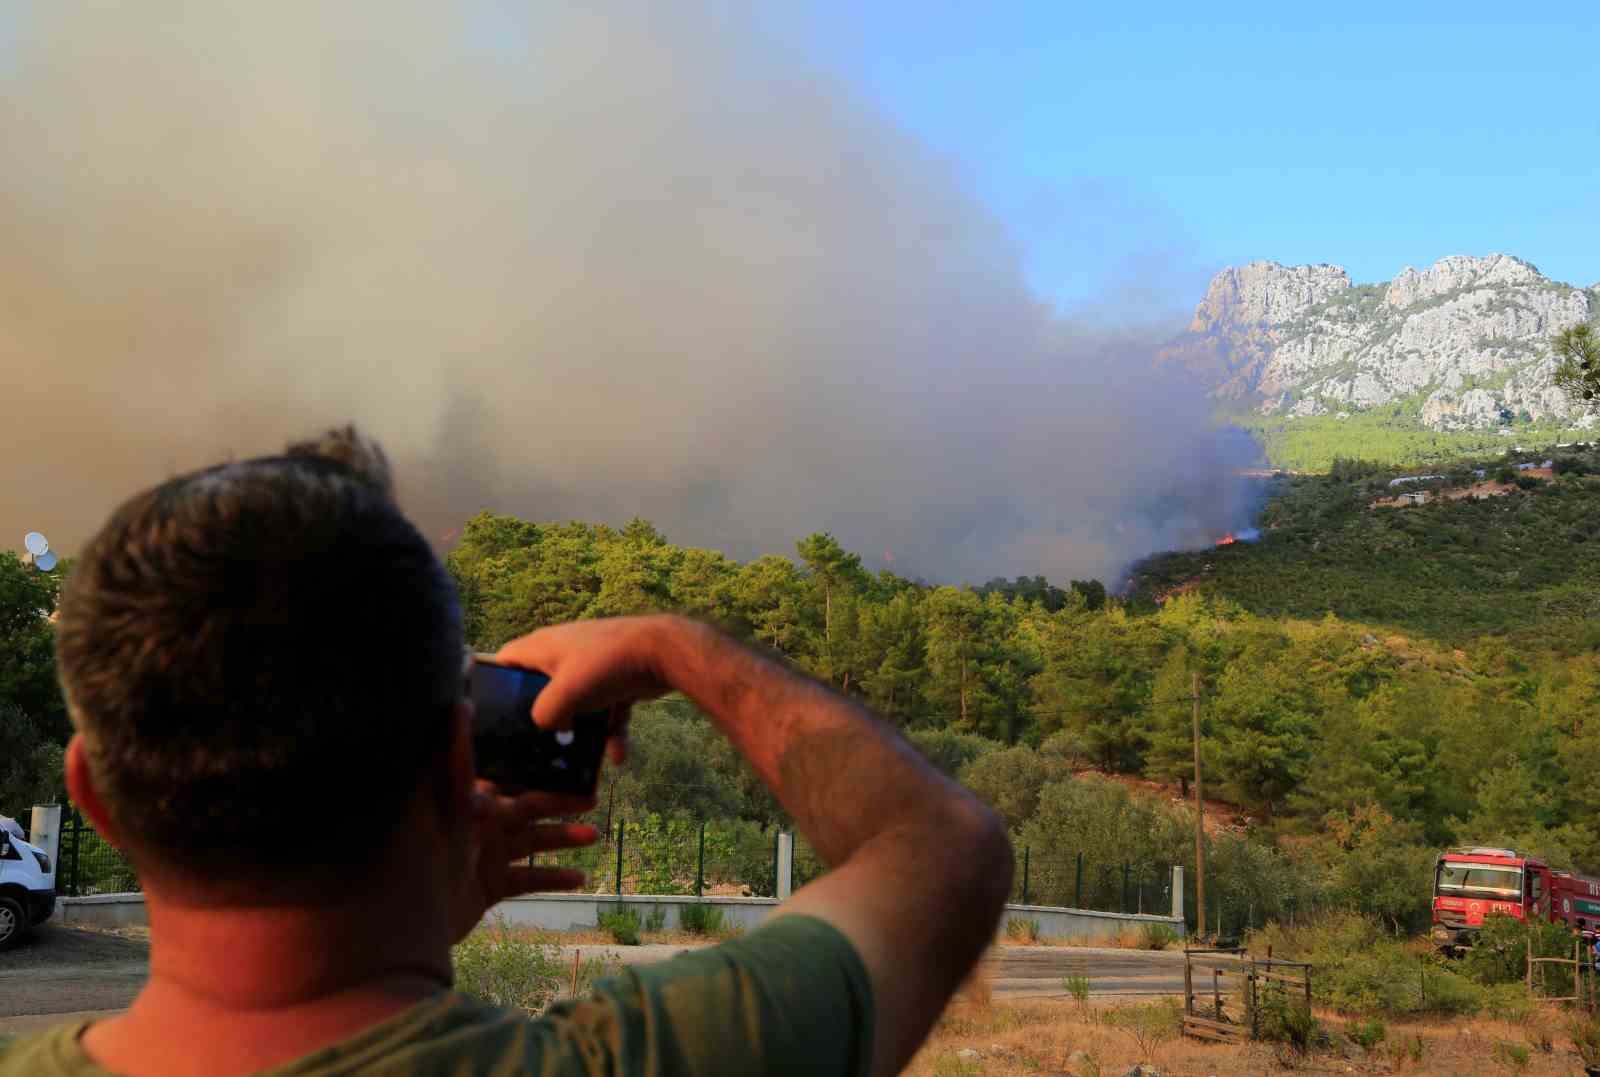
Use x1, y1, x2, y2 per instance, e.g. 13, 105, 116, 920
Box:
0, 925, 1190, 1035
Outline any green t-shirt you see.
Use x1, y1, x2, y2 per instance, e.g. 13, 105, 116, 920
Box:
0, 915, 872, 1076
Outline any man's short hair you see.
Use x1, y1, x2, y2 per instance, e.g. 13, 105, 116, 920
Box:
55, 426, 462, 886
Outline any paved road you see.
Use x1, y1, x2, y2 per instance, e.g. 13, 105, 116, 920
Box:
0, 926, 149, 1028
984, 945, 1191, 999
0, 926, 1194, 1034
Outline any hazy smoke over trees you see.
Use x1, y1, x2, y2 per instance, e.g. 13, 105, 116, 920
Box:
0, 2, 1261, 584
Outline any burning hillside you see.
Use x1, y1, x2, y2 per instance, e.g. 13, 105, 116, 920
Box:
1214, 527, 1261, 546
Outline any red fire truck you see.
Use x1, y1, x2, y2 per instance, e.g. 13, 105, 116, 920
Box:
1431, 846, 1600, 954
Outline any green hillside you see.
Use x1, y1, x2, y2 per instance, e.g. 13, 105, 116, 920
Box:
10, 459, 1600, 934
440, 502, 1600, 878
1128, 445, 1600, 649
1232, 407, 1579, 473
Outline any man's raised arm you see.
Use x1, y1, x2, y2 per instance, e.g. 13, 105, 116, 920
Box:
499, 615, 1014, 1077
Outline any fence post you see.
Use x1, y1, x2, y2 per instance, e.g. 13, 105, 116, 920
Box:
615, 818, 624, 897
1074, 852, 1083, 908
1122, 862, 1130, 914
68, 808, 82, 898
776, 832, 794, 901
1526, 927, 1533, 996
1249, 958, 1259, 1040
696, 822, 706, 898
771, 829, 779, 898
1021, 847, 1030, 906
28, 805, 61, 876
1171, 865, 1184, 923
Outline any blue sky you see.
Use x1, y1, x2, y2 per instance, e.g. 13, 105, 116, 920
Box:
766, 3, 1600, 311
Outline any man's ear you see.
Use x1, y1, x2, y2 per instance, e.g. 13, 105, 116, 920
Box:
65, 736, 124, 848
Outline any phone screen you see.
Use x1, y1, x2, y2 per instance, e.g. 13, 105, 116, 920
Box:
467, 659, 609, 795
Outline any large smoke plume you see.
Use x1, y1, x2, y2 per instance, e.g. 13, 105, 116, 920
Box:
0, 2, 1261, 584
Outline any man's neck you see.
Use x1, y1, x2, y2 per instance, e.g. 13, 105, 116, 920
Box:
82, 889, 455, 1077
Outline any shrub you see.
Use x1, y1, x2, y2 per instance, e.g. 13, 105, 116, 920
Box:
1062, 974, 1090, 1009
1567, 1011, 1600, 1070
906, 728, 1002, 778
1385, 1033, 1427, 1068
1460, 913, 1577, 994
1522, 1018, 1553, 1054
678, 902, 725, 936
1347, 1016, 1386, 1049
1138, 922, 1177, 951
1492, 1041, 1530, 1070
1105, 999, 1181, 1062
452, 918, 612, 1013
715, 821, 779, 897
599, 907, 641, 946
1247, 910, 1483, 1017
642, 905, 667, 934
959, 745, 1061, 830
1005, 917, 1040, 943
1252, 988, 1320, 1052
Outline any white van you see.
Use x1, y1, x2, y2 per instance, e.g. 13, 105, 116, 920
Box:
0, 824, 57, 949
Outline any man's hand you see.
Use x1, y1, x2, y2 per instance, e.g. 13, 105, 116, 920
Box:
448, 783, 599, 943
495, 615, 689, 765
450, 616, 692, 941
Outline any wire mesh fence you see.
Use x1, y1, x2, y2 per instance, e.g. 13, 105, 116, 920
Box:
59, 807, 140, 896
47, 803, 1294, 934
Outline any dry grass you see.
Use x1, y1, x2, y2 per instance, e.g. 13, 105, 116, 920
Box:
62, 921, 151, 942
904, 993, 1595, 1075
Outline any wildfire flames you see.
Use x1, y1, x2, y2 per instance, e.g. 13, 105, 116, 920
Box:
1214, 527, 1261, 547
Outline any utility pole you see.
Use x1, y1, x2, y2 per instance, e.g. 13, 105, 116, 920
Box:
1192, 671, 1207, 939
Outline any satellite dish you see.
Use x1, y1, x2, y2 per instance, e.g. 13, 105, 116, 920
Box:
24, 532, 49, 557
34, 551, 58, 572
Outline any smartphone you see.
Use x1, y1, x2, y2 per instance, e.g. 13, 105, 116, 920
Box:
467, 656, 610, 795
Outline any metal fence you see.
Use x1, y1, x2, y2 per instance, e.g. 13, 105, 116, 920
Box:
58, 807, 140, 897
48, 807, 791, 901
538, 816, 789, 897
1009, 847, 1175, 916
45, 807, 1256, 929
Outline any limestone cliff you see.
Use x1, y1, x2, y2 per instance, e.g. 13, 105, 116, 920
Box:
1165, 255, 1598, 431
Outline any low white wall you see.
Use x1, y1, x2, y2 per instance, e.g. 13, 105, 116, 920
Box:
998, 903, 1183, 943
53, 892, 149, 928
53, 891, 1184, 943
489, 893, 779, 933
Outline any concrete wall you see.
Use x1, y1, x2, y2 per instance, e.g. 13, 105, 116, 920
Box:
489, 893, 779, 934
53, 892, 149, 928
53, 890, 1183, 943
998, 903, 1183, 944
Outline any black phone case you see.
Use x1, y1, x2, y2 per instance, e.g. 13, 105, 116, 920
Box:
468, 660, 609, 795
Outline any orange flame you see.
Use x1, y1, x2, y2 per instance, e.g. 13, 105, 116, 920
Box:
1215, 533, 1236, 546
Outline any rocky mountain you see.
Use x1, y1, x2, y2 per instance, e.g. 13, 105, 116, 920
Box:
1164, 255, 1600, 430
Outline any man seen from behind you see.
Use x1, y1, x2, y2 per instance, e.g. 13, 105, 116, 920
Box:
0, 426, 1013, 1076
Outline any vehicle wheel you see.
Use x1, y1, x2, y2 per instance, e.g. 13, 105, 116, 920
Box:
0, 896, 24, 951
